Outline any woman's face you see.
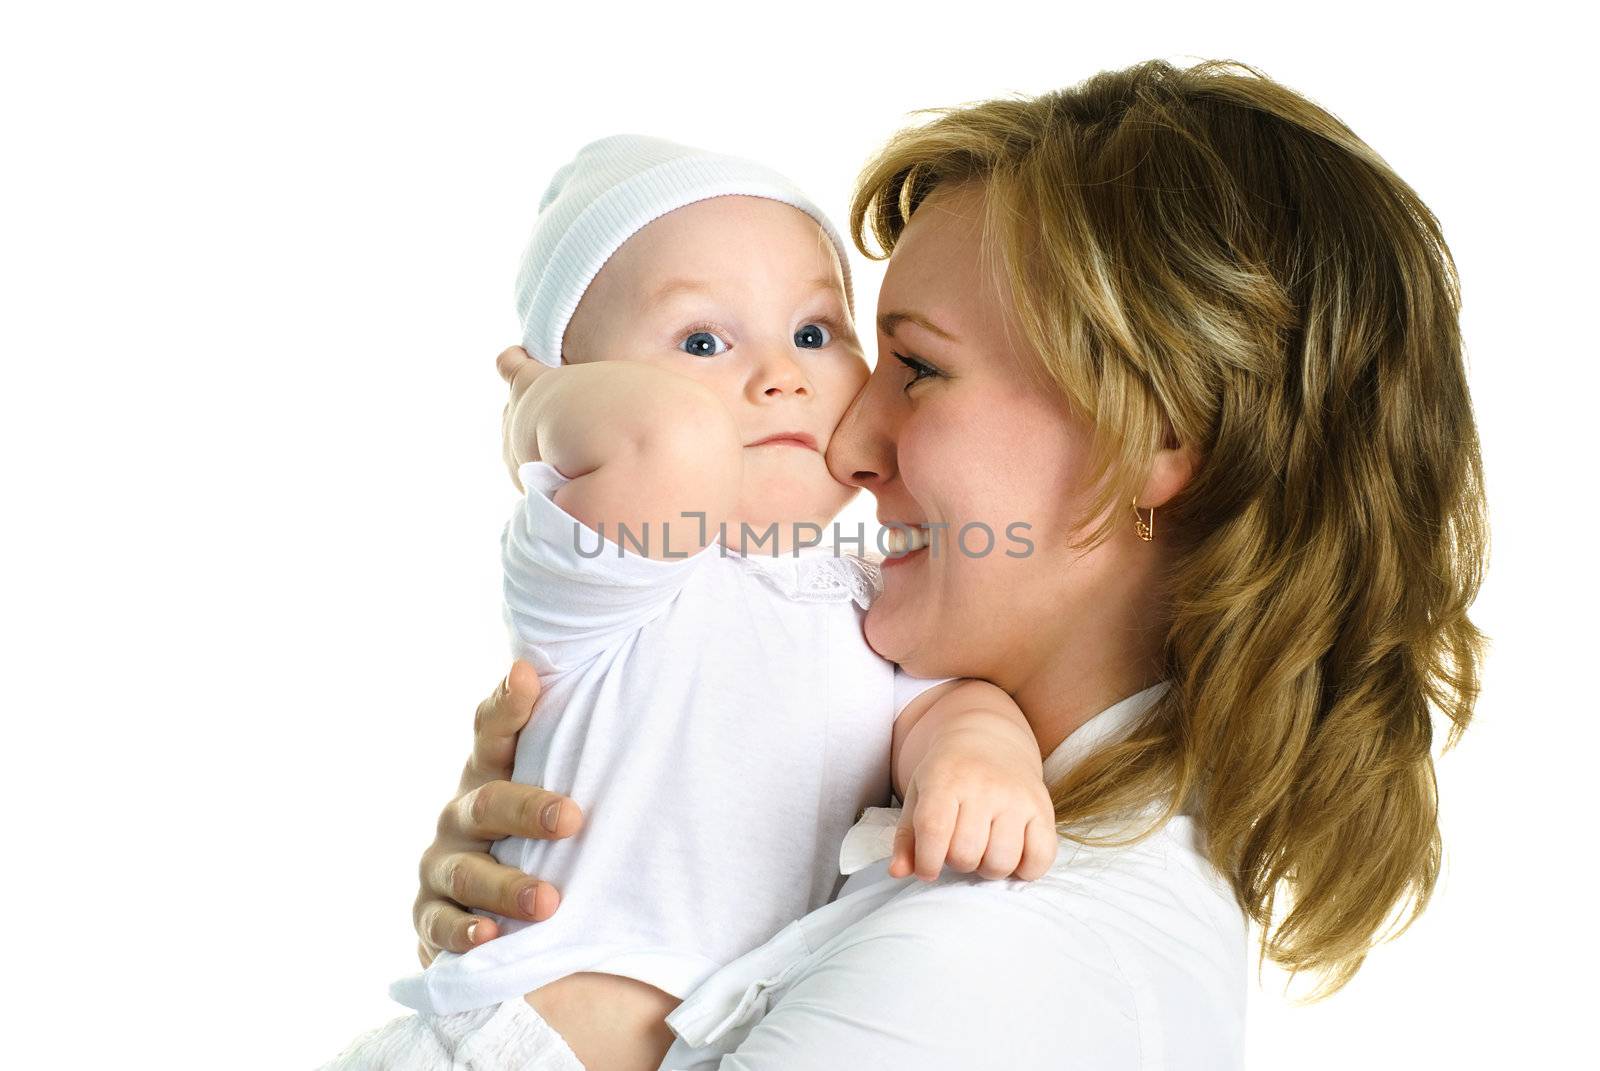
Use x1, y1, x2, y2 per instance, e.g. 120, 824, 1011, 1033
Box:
827, 181, 1162, 690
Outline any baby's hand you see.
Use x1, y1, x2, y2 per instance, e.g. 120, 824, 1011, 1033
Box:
889, 717, 1059, 883
497, 345, 558, 482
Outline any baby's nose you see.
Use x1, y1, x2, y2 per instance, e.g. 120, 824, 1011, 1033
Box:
756, 350, 810, 398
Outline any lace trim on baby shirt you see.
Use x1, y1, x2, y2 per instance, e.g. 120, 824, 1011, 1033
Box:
734, 551, 883, 610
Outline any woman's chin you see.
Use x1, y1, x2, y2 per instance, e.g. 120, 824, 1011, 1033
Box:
863, 596, 915, 668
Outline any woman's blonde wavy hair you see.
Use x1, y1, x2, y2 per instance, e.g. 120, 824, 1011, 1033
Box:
849, 58, 1490, 1001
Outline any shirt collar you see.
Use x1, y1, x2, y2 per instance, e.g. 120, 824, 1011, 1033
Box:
1040, 678, 1172, 786
837, 679, 1175, 878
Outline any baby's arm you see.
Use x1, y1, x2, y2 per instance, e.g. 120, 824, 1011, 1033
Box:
503, 357, 742, 559
888, 679, 1059, 882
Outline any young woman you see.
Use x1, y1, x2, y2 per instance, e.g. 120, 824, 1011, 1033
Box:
408, 58, 1489, 1067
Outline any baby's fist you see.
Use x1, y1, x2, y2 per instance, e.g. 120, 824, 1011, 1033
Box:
888, 748, 1059, 883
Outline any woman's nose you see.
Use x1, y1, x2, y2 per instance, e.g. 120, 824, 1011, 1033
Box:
826, 370, 896, 491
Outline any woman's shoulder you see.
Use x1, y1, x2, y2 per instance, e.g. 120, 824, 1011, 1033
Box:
836, 814, 1246, 1023
753, 815, 1248, 1068
666, 814, 1247, 1068
871, 815, 1238, 948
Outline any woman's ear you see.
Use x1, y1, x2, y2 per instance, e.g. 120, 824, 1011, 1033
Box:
1141, 419, 1201, 509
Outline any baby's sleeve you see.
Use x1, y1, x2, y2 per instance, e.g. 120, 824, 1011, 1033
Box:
888, 668, 961, 808
501, 459, 723, 675
892, 667, 959, 718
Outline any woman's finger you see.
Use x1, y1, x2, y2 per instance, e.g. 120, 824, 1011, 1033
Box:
976, 814, 1025, 880
422, 847, 562, 923
464, 661, 542, 789
414, 894, 498, 960
445, 778, 584, 843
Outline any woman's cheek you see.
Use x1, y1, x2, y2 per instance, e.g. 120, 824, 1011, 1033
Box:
895, 399, 969, 506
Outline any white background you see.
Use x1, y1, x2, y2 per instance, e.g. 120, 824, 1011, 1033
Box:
3, 2, 1591, 1067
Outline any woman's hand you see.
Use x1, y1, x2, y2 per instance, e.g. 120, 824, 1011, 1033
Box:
413, 659, 584, 967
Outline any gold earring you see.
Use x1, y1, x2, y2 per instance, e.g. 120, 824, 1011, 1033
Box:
1133, 498, 1155, 541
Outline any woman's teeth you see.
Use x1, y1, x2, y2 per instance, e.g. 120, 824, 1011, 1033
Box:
884, 525, 930, 554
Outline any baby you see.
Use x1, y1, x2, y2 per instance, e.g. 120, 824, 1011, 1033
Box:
327, 135, 1056, 1071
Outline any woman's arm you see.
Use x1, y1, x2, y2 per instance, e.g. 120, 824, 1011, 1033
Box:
412, 659, 583, 966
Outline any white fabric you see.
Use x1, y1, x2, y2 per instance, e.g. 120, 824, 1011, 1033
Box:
318, 998, 585, 1071
660, 680, 1251, 1071
515, 133, 856, 367
389, 460, 953, 1016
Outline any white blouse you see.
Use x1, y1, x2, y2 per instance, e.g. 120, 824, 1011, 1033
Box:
659, 680, 1249, 1070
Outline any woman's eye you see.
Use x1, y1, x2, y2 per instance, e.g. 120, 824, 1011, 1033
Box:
680, 329, 730, 358
794, 322, 832, 349
894, 352, 939, 392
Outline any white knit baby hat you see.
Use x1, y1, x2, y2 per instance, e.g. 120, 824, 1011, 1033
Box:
514, 133, 856, 367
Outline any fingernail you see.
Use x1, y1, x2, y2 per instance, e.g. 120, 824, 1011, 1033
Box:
466, 920, 480, 944
540, 800, 561, 832
518, 884, 540, 916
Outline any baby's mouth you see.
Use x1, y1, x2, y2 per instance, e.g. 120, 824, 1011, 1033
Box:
747, 430, 819, 451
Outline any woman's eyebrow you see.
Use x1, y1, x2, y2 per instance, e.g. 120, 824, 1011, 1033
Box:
877, 310, 960, 343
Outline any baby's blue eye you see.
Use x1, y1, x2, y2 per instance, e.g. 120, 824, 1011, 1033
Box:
680, 329, 730, 358
794, 322, 832, 350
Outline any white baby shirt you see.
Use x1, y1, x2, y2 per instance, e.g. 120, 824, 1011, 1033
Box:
389, 460, 952, 1016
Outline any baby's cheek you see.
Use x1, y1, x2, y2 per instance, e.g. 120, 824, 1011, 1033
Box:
821, 357, 870, 429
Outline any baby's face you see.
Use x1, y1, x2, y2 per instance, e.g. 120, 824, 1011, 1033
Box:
562, 195, 870, 540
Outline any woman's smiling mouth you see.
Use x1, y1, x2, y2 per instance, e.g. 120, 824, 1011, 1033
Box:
882, 523, 931, 567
